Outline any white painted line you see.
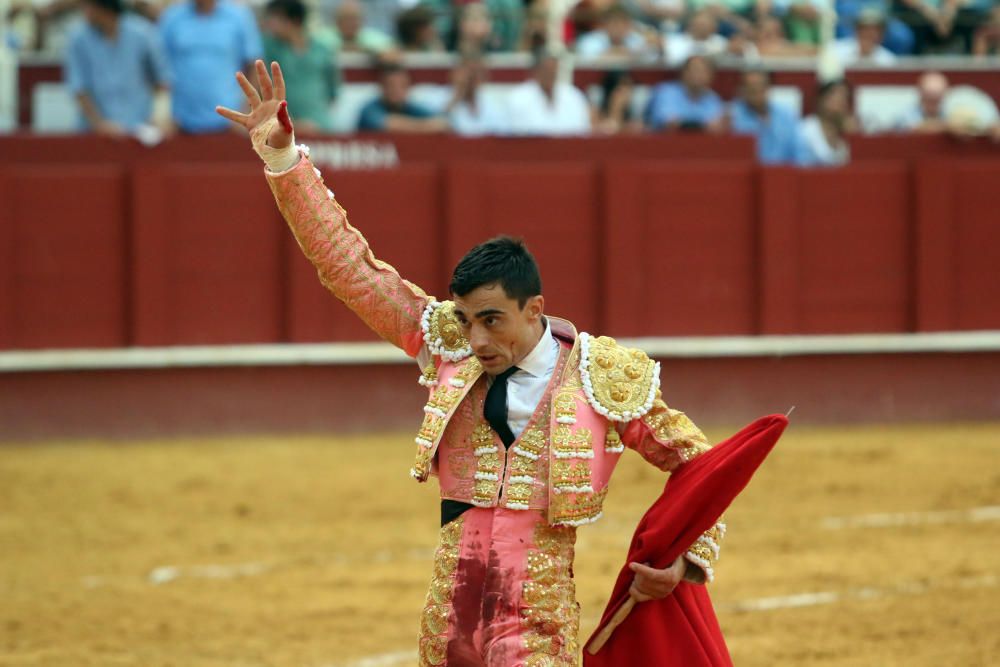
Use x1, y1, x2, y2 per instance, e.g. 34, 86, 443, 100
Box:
3, 331, 999, 373
720, 574, 999, 613
148, 561, 272, 585
821, 505, 1000, 530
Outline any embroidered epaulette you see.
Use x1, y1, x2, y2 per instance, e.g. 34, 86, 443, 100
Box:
421, 300, 473, 362
578, 332, 660, 422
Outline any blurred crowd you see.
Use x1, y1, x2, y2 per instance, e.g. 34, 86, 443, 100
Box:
4, 0, 1000, 163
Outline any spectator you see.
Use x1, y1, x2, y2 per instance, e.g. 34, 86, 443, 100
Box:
505, 48, 591, 135
894, 0, 982, 54
687, 0, 764, 34
357, 62, 448, 132
895, 70, 950, 132
263, 0, 338, 133
160, 0, 262, 133
575, 3, 659, 60
729, 69, 798, 164
28, 0, 80, 53
774, 0, 825, 45
396, 5, 444, 52
754, 14, 817, 56
896, 71, 1000, 136
452, 2, 499, 53
328, 0, 393, 55
64, 0, 170, 137
834, 0, 914, 54
484, 0, 525, 51
635, 0, 687, 34
795, 79, 854, 167
664, 9, 729, 66
645, 54, 725, 132
972, 4, 1000, 56
518, 2, 549, 52
592, 69, 643, 134
444, 54, 508, 135
832, 8, 897, 65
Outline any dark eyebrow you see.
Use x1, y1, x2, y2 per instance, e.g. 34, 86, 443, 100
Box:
474, 309, 504, 319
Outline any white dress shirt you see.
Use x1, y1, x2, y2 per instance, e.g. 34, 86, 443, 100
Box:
502, 318, 561, 439
505, 80, 591, 136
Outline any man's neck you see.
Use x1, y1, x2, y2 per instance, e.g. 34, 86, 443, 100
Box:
96, 15, 119, 38
513, 318, 547, 367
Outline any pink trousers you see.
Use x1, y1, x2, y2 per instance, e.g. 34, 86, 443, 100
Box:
418, 508, 580, 666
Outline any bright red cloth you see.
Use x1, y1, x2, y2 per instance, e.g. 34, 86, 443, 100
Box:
584, 414, 788, 666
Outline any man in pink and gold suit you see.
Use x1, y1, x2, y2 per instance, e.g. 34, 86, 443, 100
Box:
218, 61, 727, 667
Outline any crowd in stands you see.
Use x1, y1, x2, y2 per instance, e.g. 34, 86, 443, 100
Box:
4, 0, 1000, 164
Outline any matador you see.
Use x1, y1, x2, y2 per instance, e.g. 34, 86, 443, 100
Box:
218, 61, 727, 667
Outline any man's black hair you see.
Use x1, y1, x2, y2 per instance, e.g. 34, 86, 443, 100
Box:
83, 0, 124, 15
266, 0, 307, 24
449, 236, 542, 307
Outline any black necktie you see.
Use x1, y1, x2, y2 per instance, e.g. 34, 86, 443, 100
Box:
484, 365, 519, 448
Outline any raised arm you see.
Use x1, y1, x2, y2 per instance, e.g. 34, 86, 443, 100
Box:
217, 61, 430, 356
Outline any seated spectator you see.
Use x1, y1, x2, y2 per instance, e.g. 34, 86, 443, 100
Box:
635, 0, 687, 34
483, 0, 524, 51
832, 8, 897, 65
774, 0, 825, 45
263, 0, 338, 133
444, 54, 508, 135
729, 69, 798, 164
592, 69, 643, 134
518, 2, 549, 52
357, 63, 448, 132
645, 54, 725, 132
834, 0, 913, 54
896, 71, 1000, 136
505, 48, 591, 135
972, 4, 1000, 56
575, 3, 659, 61
452, 2, 500, 53
795, 79, 854, 167
397, 5, 444, 52
894, 0, 984, 54
754, 14, 817, 55
327, 0, 393, 55
664, 9, 729, 66
64, 0, 170, 137
160, 0, 262, 133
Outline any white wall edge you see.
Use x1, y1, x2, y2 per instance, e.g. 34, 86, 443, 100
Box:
2, 331, 999, 373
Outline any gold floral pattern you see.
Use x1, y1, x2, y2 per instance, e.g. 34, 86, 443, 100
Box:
520, 521, 579, 665
551, 460, 593, 494
550, 485, 609, 527
418, 517, 465, 667
637, 391, 711, 471
579, 333, 659, 422
421, 300, 473, 361
552, 424, 594, 460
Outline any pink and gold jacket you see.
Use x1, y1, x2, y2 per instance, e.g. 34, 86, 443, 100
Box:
266, 153, 726, 580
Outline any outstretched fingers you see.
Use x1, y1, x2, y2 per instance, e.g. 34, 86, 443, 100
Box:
215, 105, 249, 126
271, 61, 286, 101
236, 71, 261, 108
256, 59, 274, 101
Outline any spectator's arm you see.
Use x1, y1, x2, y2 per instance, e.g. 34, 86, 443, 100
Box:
384, 114, 449, 132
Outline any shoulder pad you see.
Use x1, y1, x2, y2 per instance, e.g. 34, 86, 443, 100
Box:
578, 332, 660, 422
421, 300, 473, 362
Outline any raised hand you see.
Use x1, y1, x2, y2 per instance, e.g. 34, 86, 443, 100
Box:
215, 59, 293, 149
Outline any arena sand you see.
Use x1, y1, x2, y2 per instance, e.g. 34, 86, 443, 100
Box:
1, 423, 998, 666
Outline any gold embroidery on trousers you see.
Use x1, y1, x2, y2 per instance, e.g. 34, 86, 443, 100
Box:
418, 517, 464, 666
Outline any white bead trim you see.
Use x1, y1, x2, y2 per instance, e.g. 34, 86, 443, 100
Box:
553, 450, 595, 460
474, 472, 499, 482
474, 445, 499, 456
578, 332, 660, 422
604, 444, 625, 454
553, 511, 603, 527
415, 437, 432, 448
471, 499, 494, 508
552, 485, 595, 495
511, 447, 540, 460
420, 300, 473, 362
509, 475, 534, 484
556, 416, 577, 424
506, 501, 530, 510
423, 405, 447, 418
448, 378, 466, 388
684, 552, 715, 583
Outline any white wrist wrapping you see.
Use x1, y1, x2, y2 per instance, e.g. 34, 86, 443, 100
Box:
251, 117, 300, 173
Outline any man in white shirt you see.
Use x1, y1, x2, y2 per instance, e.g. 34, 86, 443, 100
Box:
444, 54, 509, 136
505, 49, 592, 136
832, 8, 897, 66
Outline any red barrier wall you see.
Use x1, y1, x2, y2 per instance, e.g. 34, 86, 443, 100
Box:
2, 136, 1000, 350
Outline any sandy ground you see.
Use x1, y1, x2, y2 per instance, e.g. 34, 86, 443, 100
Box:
1, 423, 999, 667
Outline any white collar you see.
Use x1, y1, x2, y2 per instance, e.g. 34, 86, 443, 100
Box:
516, 317, 559, 378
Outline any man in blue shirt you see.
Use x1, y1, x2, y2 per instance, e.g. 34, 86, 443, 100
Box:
357, 63, 447, 132
64, 0, 171, 136
728, 69, 798, 165
160, 0, 262, 133
645, 55, 724, 132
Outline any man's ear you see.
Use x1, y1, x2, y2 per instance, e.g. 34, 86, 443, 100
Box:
525, 294, 544, 321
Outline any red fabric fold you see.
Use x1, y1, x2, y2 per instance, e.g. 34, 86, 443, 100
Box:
584, 414, 788, 666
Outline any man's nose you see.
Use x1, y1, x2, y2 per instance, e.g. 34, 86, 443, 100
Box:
469, 326, 491, 351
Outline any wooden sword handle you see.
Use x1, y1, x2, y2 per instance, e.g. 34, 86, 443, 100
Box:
585, 597, 637, 655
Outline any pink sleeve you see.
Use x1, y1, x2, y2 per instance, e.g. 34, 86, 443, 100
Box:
266, 156, 429, 356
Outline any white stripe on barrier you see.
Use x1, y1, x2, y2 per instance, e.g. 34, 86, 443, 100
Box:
2, 331, 999, 373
